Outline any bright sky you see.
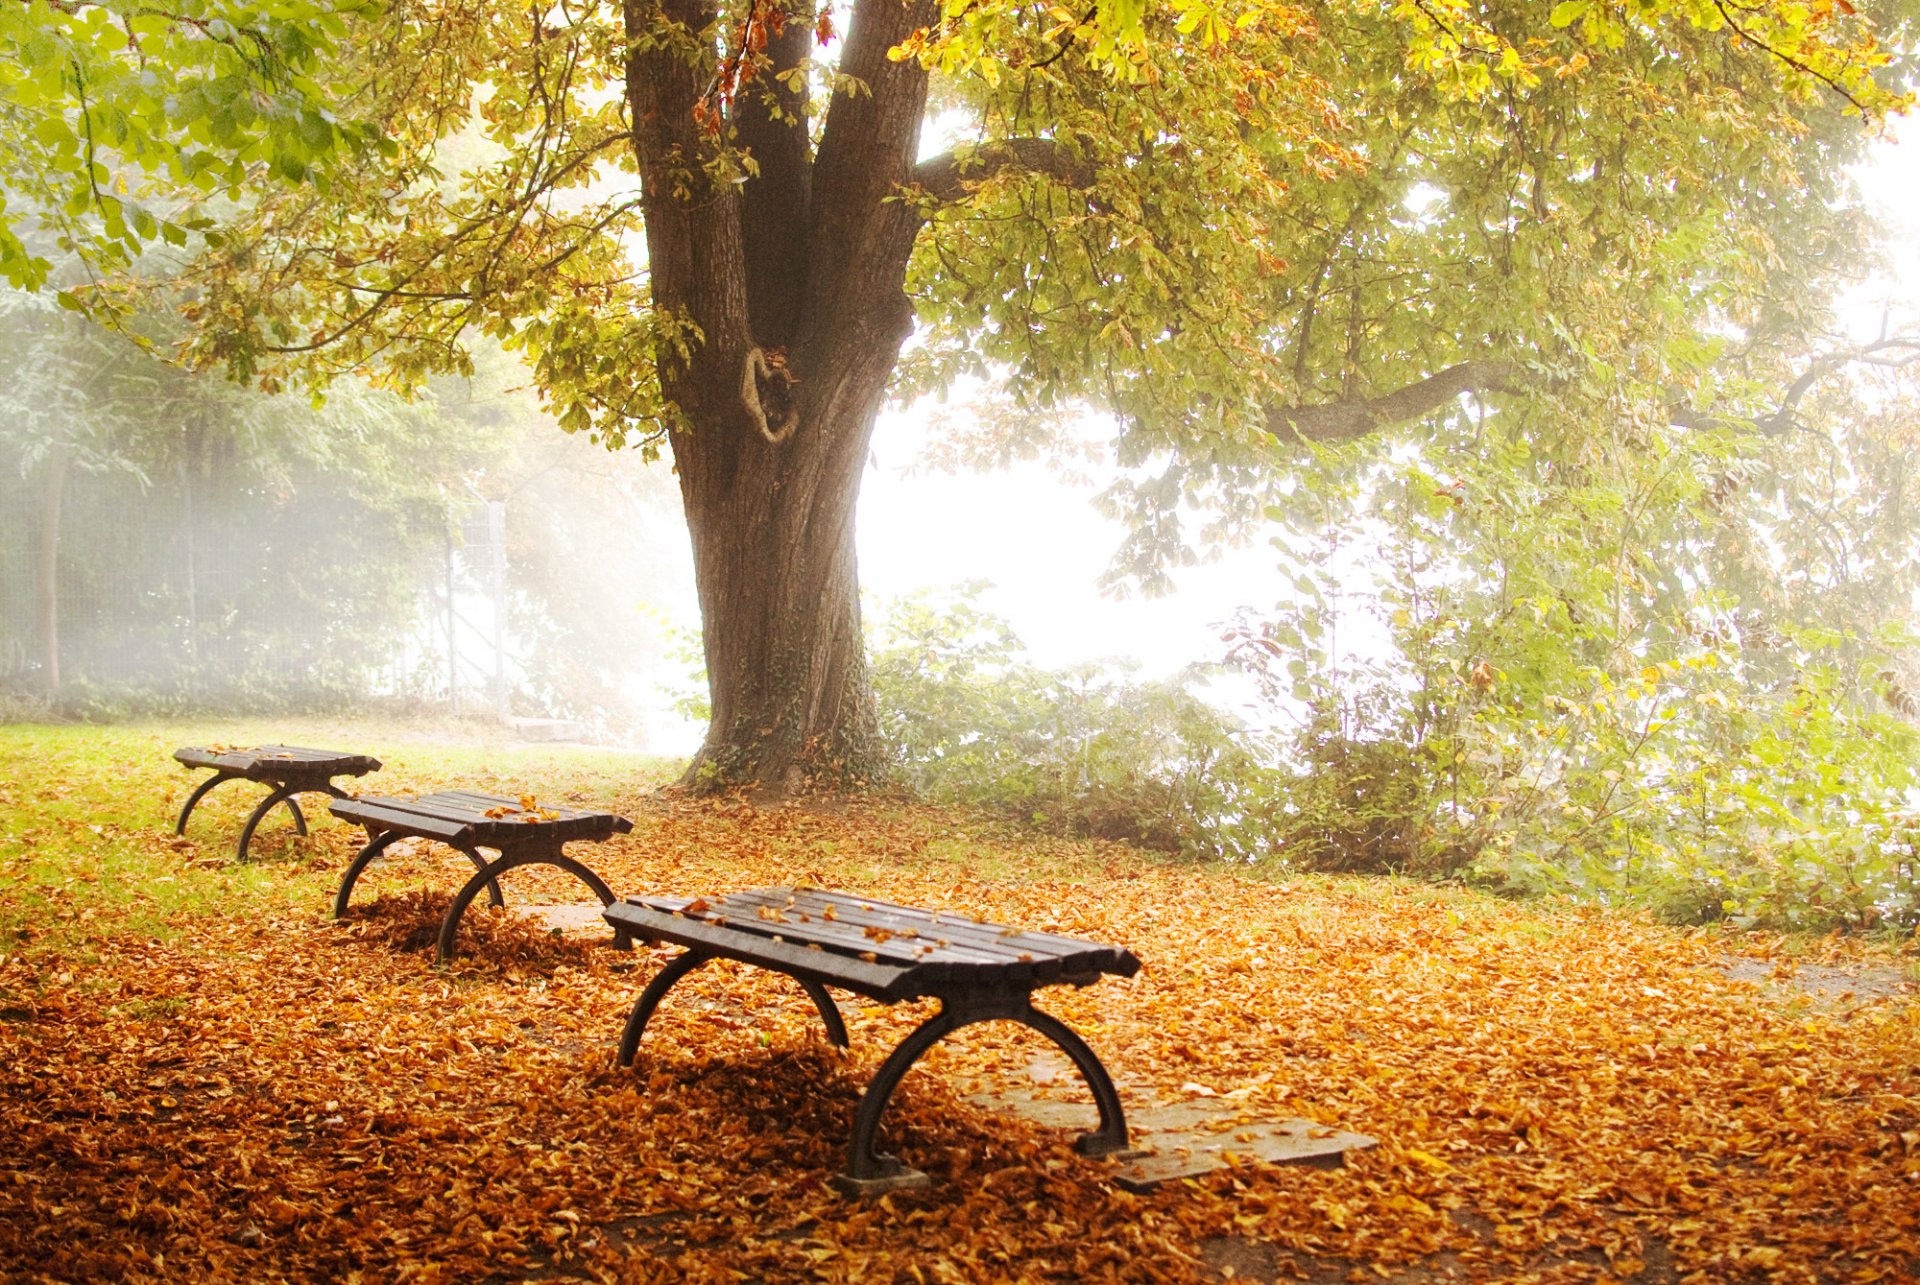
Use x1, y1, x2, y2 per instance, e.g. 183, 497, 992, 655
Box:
641, 118, 1919, 751
859, 119, 1920, 669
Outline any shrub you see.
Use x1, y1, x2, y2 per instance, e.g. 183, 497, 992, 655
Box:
869, 586, 1279, 860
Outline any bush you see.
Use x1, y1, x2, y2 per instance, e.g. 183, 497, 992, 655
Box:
869, 587, 1279, 859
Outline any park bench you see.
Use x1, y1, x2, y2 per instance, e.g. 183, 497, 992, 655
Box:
329, 791, 634, 962
604, 886, 1141, 1194
173, 744, 383, 863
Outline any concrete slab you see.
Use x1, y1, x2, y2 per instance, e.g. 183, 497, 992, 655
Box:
970, 1082, 1375, 1192
514, 902, 619, 935
1108, 1116, 1375, 1192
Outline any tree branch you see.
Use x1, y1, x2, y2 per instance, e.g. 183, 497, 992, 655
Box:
1269, 335, 1920, 447
1668, 337, 1920, 436
911, 137, 1096, 205
736, 0, 815, 346
625, 0, 751, 354
1268, 360, 1527, 443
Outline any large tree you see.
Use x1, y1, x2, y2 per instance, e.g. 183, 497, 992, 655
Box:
116, 0, 1914, 791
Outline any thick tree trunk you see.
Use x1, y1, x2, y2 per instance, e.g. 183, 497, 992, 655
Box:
667, 225, 914, 793
676, 387, 888, 794
626, 0, 935, 795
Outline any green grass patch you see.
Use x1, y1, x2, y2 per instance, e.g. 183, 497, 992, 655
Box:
0, 717, 679, 955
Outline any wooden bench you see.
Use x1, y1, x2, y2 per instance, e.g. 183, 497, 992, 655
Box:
604, 887, 1141, 1194
173, 744, 383, 863
329, 791, 633, 962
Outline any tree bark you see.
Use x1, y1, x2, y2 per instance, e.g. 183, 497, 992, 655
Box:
1269, 360, 1527, 443
625, 0, 935, 795
35, 440, 68, 696
675, 370, 891, 795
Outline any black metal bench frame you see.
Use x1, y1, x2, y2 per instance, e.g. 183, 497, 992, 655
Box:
605, 887, 1141, 1194
329, 791, 633, 962
173, 745, 383, 863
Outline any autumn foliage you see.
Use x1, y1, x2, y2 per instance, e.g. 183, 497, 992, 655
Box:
3, 725, 1917, 1281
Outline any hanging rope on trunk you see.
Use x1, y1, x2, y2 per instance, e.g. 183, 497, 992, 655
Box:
742, 346, 800, 444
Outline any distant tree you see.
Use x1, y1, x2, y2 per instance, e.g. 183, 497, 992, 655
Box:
85, 0, 1918, 792
0, 283, 505, 707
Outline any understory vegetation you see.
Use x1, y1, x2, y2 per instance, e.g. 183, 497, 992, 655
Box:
0, 287, 682, 736
870, 383, 1920, 935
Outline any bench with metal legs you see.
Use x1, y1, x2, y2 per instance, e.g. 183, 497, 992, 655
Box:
330, 791, 634, 963
605, 887, 1140, 1194
173, 745, 383, 863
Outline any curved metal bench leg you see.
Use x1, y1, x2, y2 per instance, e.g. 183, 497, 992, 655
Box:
283, 795, 309, 836
549, 844, 617, 908
834, 1001, 1132, 1194
797, 979, 849, 1048
618, 950, 710, 1066
838, 1005, 963, 1193
236, 784, 302, 863
175, 771, 238, 835
1019, 1006, 1132, 1156
460, 846, 507, 910
333, 831, 405, 917
434, 847, 620, 963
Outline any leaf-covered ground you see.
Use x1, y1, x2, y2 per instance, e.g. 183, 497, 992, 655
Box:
2, 721, 1917, 1283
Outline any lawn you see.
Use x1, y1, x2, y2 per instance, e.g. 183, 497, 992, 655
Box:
1, 720, 1916, 1282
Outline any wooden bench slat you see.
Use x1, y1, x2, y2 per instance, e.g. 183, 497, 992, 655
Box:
174, 744, 382, 781
721, 888, 1124, 967
664, 888, 1138, 983
330, 791, 632, 848
640, 893, 1028, 971
805, 889, 1121, 957
426, 790, 634, 839
328, 797, 475, 844
624, 888, 1141, 993
605, 903, 919, 1001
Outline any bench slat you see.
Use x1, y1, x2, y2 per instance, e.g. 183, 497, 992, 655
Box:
329, 791, 629, 847
605, 903, 918, 1001
328, 797, 475, 845
426, 790, 634, 841
720, 888, 1127, 970
669, 888, 1137, 981
623, 887, 1140, 993
174, 744, 383, 781
639, 893, 1026, 972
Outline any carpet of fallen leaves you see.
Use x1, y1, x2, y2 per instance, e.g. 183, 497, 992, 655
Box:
3, 728, 1919, 1283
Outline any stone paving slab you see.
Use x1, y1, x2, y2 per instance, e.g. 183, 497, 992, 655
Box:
973, 1076, 1375, 1193
518, 902, 619, 935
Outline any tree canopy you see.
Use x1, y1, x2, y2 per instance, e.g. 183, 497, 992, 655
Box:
0, 0, 384, 298
14, 0, 1915, 792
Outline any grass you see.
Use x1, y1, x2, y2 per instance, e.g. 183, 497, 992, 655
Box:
0, 717, 679, 954
1, 716, 1906, 964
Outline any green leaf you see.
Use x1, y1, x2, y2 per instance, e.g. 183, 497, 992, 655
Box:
1550, 0, 1591, 29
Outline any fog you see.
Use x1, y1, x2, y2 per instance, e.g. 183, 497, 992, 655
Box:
3, 120, 1915, 761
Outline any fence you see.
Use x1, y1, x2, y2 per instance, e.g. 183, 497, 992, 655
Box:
0, 463, 512, 712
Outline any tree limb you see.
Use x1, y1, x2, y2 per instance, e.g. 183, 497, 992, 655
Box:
1269, 335, 1920, 447
1668, 337, 1920, 436
1268, 359, 1527, 443
912, 138, 1096, 204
